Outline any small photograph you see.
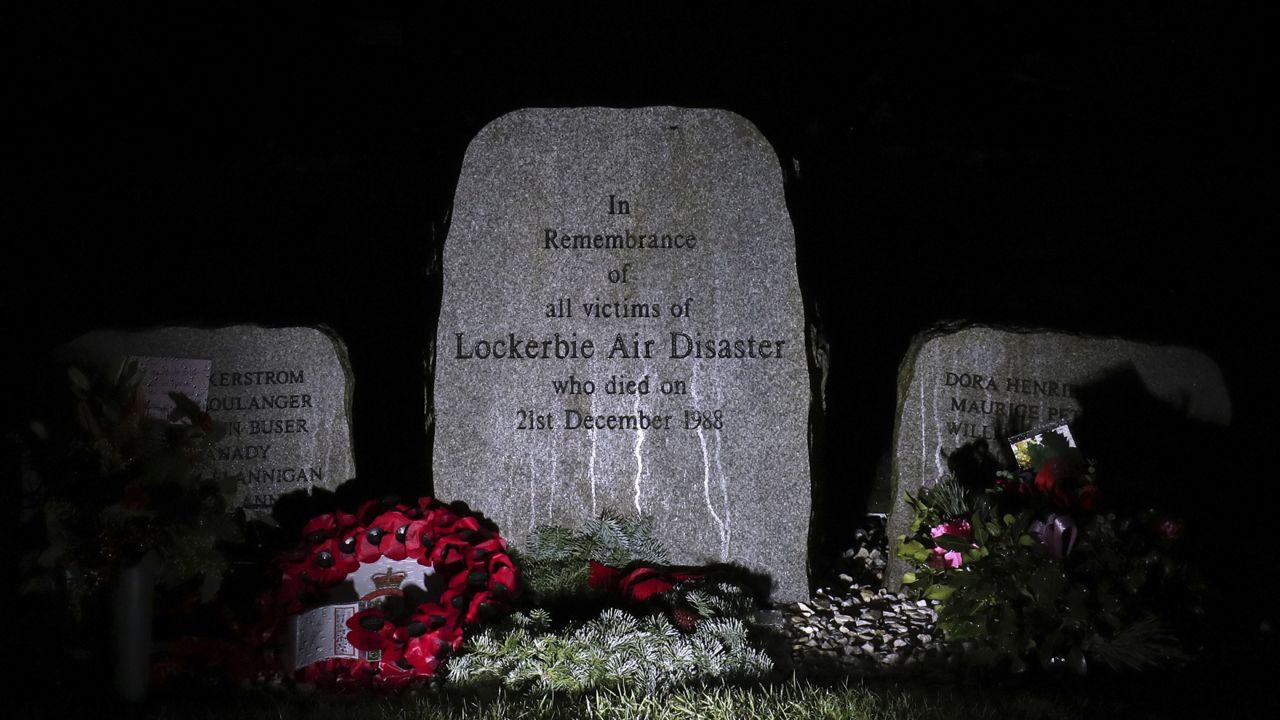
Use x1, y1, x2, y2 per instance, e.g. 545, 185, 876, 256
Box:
1008, 423, 1077, 470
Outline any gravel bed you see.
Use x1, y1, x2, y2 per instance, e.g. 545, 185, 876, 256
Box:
782, 517, 946, 672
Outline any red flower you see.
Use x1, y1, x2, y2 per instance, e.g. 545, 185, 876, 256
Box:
485, 552, 517, 601
412, 601, 461, 637
374, 652, 419, 689
302, 510, 358, 542
396, 602, 464, 675
401, 519, 434, 562
346, 608, 397, 652
402, 625, 463, 675
301, 533, 360, 586
431, 507, 482, 537
299, 657, 364, 688
463, 591, 496, 624
588, 561, 701, 602
1034, 457, 1084, 508
429, 534, 473, 571
357, 510, 411, 562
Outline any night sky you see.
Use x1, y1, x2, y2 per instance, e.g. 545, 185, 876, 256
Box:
7, 6, 1272, 589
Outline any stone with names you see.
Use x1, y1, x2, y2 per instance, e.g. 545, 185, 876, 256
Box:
431, 107, 813, 601
884, 323, 1231, 588
59, 325, 356, 513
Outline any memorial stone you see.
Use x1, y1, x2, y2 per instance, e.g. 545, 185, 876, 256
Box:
60, 325, 356, 513
885, 323, 1231, 588
431, 107, 813, 601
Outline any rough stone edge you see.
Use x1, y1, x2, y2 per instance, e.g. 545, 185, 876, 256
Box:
54, 321, 359, 485
882, 320, 1230, 590
311, 323, 359, 483
427, 106, 815, 601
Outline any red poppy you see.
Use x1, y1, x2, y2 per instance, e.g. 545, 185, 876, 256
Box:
413, 601, 462, 637
401, 519, 434, 562
346, 608, 397, 652
485, 552, 517, 600
301, 657, 383, 689
302, 536, 360, 586
402, 624, 464, 675
374, 652, 420, 689
588, 561, 701, 602
431, 507, 482, 537
355, 499, 388, 525
357, 510, 411, 563
439, 568, 472, 614
469, 535, 509, 562
463, 590, 496, 624
302, 510, 358, 542
429, 534, 473, 571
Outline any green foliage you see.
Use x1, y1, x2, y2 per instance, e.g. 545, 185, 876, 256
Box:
445, 608, 772, 694
924, 477, 973, 520
519, 511, 669, 599
898, 439, 1202, 674
444, 513, 771, 694
24, 360, 242, 611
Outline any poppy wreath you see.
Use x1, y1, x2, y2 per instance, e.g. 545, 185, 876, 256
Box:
266, 497, 517, 688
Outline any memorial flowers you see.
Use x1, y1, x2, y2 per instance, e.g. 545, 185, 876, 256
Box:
898, 431, 1203, 673
23, 361, 241, 616
264, 497, 517, 688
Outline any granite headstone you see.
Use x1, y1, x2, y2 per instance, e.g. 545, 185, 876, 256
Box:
885, 323, 1231, 588
59, 325, 356, 514
431, 107, 812, 601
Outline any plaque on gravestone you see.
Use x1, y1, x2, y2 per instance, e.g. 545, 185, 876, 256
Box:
884, 323, 1231, 589
59, 325, 356, 514
130, 356, 213, 420
431, 107, 813, 602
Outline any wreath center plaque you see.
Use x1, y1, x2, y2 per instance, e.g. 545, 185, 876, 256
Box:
431, 107, 812, 601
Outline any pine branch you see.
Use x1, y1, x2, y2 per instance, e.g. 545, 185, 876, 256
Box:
445, 609, 772, 693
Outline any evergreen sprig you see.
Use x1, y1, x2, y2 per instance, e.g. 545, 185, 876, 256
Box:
445, 609, 772, 693
520, 510, 668, 599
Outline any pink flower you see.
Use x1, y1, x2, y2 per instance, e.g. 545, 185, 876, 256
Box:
928, 519, 974, 569
930, 519, 973, 541
928, 547, 965, 569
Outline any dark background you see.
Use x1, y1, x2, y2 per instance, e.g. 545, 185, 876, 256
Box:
6, 6, 1272, 593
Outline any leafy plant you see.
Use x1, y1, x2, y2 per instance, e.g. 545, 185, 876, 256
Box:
445, 608, 772, 693
518, 511, 670, 599
24, 360, 241, 614
897, 436, 1201, 673
441, 512, 772, 693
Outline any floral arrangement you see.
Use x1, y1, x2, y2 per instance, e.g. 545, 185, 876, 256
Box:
23, 361, 240, 615
442, 512, 772, 693
518, 512, 761, 631
897, 431, 1202, 673
262, 497, 517, 689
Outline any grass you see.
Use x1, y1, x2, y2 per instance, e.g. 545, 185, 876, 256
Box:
30, 676, 1080, 720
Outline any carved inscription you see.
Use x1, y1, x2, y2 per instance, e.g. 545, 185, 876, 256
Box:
205, 366, 324, 509
445, 194, 792, 437
939, 370, 1080, 440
